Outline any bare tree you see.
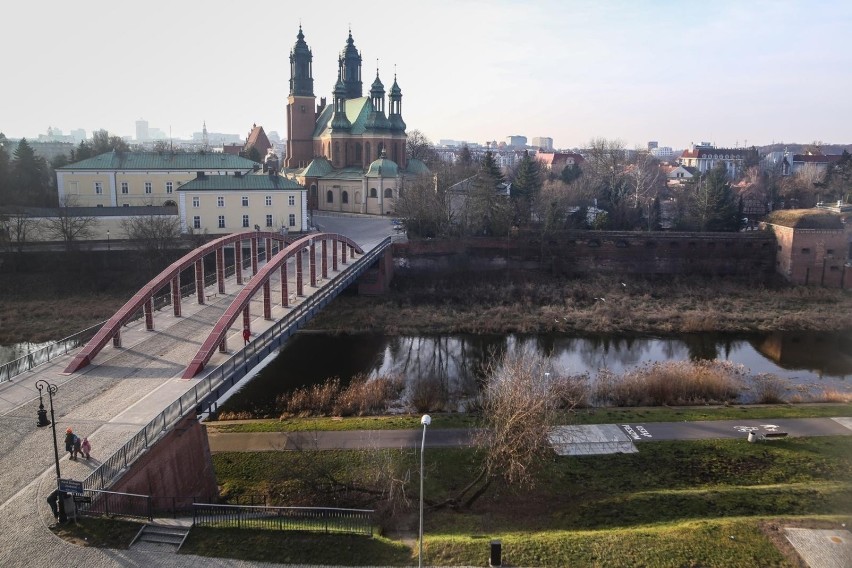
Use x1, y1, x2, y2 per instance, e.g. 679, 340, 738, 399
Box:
121, 212, 182, 272
395, 174, 447, 237
41, 195, 97, 250
406, 129, 439, 165
1, 208, 41, 252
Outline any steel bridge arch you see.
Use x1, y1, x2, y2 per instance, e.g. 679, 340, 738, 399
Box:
182, 233, 363, 379
64, 231, 289, 374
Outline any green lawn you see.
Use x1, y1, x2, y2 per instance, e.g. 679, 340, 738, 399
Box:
206, 403, 852, 433
203, 436, 852, 566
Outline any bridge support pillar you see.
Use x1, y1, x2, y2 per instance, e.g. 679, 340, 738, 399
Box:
195, 260, 205, 305
242, 307, 251, 332
171, 275, 181, 317
218, 338, 227, 353
265, 238, 272, 261
234, 241, 243, 285
263, 281, 272, 319
216, 247, 225, 294
296, 248, 304, 296
113, 330, 121, 348
333, 240, 338, 271
251, 237, 258, 276
322, 239, 328, 279
342, 242, 348, 264
144, 299, 154, 331
310, 241, 317, 287
281, 262, 289, 307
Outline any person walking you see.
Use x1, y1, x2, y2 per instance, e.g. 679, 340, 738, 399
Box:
243, 327, 251, 345
64, 428, 79, 460
81, 437, 91, 460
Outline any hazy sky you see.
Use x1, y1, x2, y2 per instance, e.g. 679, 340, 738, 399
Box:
4, 0, 851, 150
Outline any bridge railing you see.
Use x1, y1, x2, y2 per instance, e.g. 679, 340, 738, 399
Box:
75, 489, 153, 521
192, 503, 374, 536
0, 323, 104, 384
79, 237, 391, 495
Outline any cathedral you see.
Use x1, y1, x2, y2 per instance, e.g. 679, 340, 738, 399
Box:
283, 26, 429, 216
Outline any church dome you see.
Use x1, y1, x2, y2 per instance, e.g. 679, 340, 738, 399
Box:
366, 153, 399, 178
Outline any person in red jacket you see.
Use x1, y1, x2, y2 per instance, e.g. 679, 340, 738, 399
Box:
243, 327, 251, 345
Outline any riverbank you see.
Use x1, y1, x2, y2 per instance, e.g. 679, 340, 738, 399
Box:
2, 271, 851, 345
306, 273, 852, 335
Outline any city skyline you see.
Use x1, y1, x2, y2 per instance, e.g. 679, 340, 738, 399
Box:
3, 0, 851, 151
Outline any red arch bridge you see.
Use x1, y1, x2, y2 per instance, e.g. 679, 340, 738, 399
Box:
63, 231, 392, 412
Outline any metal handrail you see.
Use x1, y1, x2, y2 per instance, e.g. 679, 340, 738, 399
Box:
193, 503, 374, 536
79, 238, 391, 495
0, 323, 104, 384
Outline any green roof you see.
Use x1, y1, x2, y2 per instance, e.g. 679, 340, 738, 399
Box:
317, 167, 366, 181
406, 158, 431, 175
60, 152, 259, 171
313, 97, 375, 137
299, 158, 334, 177
178, 174, 305, 192
366, 157, 399, 178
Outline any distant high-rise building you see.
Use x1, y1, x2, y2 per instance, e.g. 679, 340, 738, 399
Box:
136, 119, 149, 142
648, 141, 658, 150
506, 135, 527, 148
532, 137, 553, 151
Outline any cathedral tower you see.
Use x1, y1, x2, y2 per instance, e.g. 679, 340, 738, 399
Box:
286, 25, 316, 168
338, 29, 363, 99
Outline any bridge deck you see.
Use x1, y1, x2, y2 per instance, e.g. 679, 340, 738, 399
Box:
0, 253, 352, 511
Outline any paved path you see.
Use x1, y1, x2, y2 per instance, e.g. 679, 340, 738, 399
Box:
206, 416, 852, 453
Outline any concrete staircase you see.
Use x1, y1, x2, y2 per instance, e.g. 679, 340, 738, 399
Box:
130, 523, 191, 553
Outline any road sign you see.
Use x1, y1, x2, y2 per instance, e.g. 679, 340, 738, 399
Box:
73, 495, 92, 504
58, 478, 84, 495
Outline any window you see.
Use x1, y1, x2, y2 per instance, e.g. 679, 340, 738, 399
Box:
217, 196, 224, 207
144, 182, 152, 194
370, 187, 377, 198
384, 188, 393, 198
94, 182, 103, 195
165, 181, 173, 194
96, 204, 103, 207
120, 182, 128, 194
342, 191, 349, 204
218, 215, 225, 228
265, 214, 273, 227
265, 195, 272, 206
801, 248, 811, 254
827, 249, 835, 255
193, 216, 201, 229
242, 196, 249, 207
192, 196, 200, 208
123, 204, 129, 207
326, 190, 333, 203
288, 195, 295, 206
289, 214, 296, 227
242, 215, 250, 228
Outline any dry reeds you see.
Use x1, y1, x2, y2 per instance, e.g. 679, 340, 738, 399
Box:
408, 376, 448, 413
594, 360, 746, 406
749, 374, 788, 404
278, 374, 404, 418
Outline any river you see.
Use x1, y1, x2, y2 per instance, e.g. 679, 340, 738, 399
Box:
217, 331, 852, 416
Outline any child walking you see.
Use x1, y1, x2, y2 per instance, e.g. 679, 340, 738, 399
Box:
81, 437, 92, 460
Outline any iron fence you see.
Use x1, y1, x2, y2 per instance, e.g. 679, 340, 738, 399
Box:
193, 503, 373, 536
79, 238, 391, 496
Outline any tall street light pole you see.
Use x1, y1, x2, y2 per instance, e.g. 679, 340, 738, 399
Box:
36, 380, 65, 523
419, 414, 431, 568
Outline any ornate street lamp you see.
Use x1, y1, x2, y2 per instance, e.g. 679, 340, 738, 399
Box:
419, 414, 431, 568
36, 380, 65, 523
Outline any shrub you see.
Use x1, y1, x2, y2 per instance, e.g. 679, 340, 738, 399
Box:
749, 374, 788, 404
333, 374, 405, 416
408, 376, 447, 413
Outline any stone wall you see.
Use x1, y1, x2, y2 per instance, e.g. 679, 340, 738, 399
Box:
394, 230, 777, 278
109, 416, 218, 511
768, 224, 849, 287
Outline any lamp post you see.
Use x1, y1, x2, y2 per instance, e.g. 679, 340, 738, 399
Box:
419, 414, 431, 568
107, 229, 110, 251
36, 380, 65, 523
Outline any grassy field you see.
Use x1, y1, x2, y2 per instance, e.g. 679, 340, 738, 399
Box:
201, 436, 852, 566
205, 403, 852, 433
